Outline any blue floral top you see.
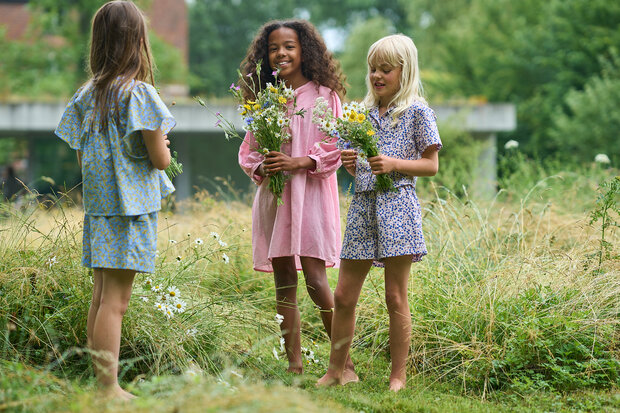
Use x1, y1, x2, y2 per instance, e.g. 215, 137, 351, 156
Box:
354, 101, 442, 192
55, 81, 175, 216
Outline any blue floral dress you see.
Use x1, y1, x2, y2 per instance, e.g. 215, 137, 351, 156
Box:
55, 81, 175, 273
340, 102, 442, 267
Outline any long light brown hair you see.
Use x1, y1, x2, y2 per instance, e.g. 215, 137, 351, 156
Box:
89, 1, 155, 129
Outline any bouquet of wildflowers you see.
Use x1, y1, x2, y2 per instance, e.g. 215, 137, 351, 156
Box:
197, 61, 304, 206
312, 98, 395, 192
165, 152, 183, 179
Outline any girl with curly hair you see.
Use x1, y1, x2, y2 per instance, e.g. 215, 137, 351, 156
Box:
238, 19, 356, 381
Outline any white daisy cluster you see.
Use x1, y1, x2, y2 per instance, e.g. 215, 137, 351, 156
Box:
594, 153, 610, 164
504, 139, 519, 150
301, 346, 320, 365
143, 278, 187, 319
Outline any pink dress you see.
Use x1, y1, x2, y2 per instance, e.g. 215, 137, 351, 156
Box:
238, 82, 343, 272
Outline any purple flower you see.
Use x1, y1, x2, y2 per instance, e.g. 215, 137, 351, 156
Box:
246, 72, 253, 77
215, 111, 221, 116
342, 140, 351, 149
215, 119, 221, 127
229, 83, 236, 89
272, 71, 278, 76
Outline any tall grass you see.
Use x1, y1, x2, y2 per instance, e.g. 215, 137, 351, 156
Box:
0, 162, 618, 411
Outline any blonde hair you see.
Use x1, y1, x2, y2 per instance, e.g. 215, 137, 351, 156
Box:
362, 34, 426, 123
89, 1, 155, 130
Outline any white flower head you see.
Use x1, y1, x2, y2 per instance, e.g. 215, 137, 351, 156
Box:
504, 139, 519, 150
210, 231, 219, 240
187, 328, 197, 337
141, 296, 149, 303
154, 302, 165, 311
218, 239, 227, 247
594, 153, 610, 164
176, 255, 182, 262
195, 238, 204, 245
167, 286, 180, 298
46, 256, 58, 268
279, 337, 285, 351
151, 284, 163, 293
169, 239, 177, 244
144, 277, 153, 288
222, 253, 230, 264
172, 298, 187, 313
164, 305, 174, 319
272, 347, 279, 360
275, 313, 284, 325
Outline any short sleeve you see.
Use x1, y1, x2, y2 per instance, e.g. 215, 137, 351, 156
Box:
55, 87, 85, 150
413, 105, 442, 154
126, 83, 176, 137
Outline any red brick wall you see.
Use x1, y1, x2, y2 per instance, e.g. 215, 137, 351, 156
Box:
147, 0, 188, 64
0, 0, 189, 64
0, 4, 30, 39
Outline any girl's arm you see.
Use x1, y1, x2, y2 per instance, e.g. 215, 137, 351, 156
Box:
142, 129, 171, 170
368, 145, 439, 177
262, 152, 316, 174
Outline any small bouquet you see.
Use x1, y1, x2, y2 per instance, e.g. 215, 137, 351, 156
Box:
165, 151, 183, 179
312, 98, 395, 192
197, 61, 304, 205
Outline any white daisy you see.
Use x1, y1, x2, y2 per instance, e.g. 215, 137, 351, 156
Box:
151, 284, 163, 293
218, 239, 227, 247
280, 337, 285, 351
164, 306, 174, 319
275, 313, 284, 325
195, 238, 204, 245
272, 347, 279, 360
167, 286, 180, 298
144, 277, 153, 288
172, 299, 187, 313
222, 253, 230, 264
210, 231, 219, 240
169, 239, 177, 244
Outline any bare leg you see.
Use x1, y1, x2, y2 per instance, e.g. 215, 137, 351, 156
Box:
300, 256, 358, 383
91, 268, 136, 400
317, 259, 372, 386
272, 256, 302, 373
87, 269, 103, 376
384, 255, 413, 392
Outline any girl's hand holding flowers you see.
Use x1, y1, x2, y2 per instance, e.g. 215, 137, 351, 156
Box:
340, 149, 358, 175
368, 154, 397, 175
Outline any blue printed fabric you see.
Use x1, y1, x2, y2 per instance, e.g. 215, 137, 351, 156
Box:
354, 101, 442, 192
340, 186, 427, 266
55, 81, 175, 216
82, 212, 158, 273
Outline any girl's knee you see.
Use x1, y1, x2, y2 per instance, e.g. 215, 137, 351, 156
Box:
334, 288, 357, 311
99, 295, 131, 316
385, 290, 408, 312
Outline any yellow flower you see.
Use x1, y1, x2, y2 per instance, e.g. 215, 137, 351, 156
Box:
357, 113, 366, 122
366, 130, 375, 136
243, 104, 252, 110
269, 86, 278, 93
247, 100, 256, 105
278, 96, 287, 104
253, 104, 260, 110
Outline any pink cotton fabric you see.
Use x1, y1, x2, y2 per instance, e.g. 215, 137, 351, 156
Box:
238, 82, 343, 272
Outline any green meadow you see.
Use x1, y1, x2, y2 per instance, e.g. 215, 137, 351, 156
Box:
0, 161, 618, 412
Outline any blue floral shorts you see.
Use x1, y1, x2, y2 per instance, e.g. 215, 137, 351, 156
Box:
340, 185, 427, 267
82, 212, 158, 273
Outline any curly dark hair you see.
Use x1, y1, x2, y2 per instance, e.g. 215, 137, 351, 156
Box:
239, 19, 346, 101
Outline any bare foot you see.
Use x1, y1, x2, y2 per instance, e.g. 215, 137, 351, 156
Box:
286, 365, 303, 375
101, 384, 136, 401
341, 367, 359, 385
388, 377, 406, 392
316, 372, 343, 387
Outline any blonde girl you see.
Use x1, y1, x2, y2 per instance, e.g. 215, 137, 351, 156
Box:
55, 1, 174, 399
318, 34, 442, 391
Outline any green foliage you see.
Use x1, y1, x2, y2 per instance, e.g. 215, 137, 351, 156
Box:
401, 0, 620, 162
588, 176, 620, 270
338, 16, 393, 100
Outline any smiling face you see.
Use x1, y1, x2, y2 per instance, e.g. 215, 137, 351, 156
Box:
268, 27, 307, 88
369, 63, 402, 108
